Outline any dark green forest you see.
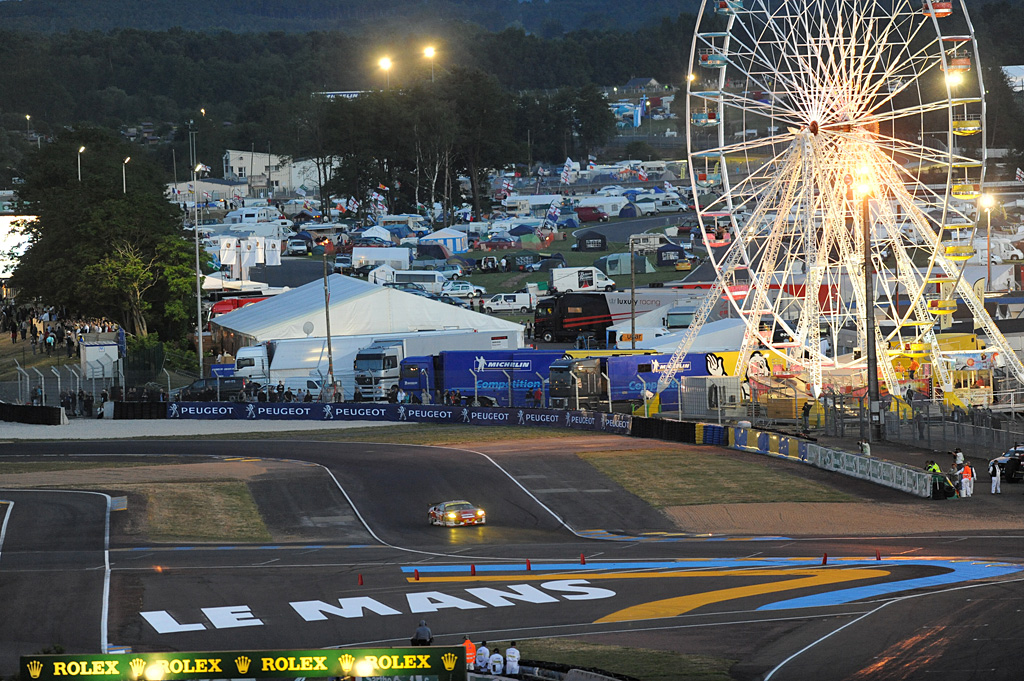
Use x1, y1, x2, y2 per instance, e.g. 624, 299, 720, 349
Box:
0, 0, 703, 34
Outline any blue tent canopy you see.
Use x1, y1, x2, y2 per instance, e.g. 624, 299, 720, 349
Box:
509, 224, 536, 236
618, 203, 640, 218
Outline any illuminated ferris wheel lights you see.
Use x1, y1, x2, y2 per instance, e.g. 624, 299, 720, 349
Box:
945, 72, 965, 86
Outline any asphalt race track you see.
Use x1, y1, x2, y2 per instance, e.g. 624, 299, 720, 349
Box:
2, 438, 1023, 680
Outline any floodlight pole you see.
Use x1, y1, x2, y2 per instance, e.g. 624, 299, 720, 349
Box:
862, 193, 881, 442
323, 247, 336, 395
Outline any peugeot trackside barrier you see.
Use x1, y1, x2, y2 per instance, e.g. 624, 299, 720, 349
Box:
731, 426, 932, 498
166, 401, 633, 434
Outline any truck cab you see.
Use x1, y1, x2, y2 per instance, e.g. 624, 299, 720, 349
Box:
399, 355, 435, 400
354, 342, 402, 400
549, 357, 605, 410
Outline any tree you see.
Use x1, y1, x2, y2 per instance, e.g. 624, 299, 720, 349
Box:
10, 128, 194, 340
438, 67, 515, 220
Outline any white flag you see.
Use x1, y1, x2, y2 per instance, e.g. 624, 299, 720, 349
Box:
252, 236, 266, 264
265, 239, 282, 267
219, 239, 238, 265
240, 240, 258, 268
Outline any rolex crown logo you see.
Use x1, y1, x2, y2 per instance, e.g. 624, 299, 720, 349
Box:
129, 658, 147, 678
338, 654, 355, 674
441, 653, 458, 671
26, 660, 43, 679
234, 656, 251, 675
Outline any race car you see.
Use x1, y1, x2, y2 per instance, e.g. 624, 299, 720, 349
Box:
428, 500, 486, 527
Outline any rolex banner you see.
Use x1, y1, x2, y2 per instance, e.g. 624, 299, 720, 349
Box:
22, 647, 466, 681
165, 402, 632, 434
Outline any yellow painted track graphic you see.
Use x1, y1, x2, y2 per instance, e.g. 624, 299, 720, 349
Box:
595, 568, 890, 623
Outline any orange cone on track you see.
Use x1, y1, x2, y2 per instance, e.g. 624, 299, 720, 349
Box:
414, 569, 420, 581
580, 553, 586, 565
876, 549, 881, 561
821, 553, 828, 566
471, 564, 476, 576
526, 559, 532, 571
358, 574, 364, 585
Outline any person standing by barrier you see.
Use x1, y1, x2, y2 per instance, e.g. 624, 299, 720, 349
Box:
476, 641, 489, 670
962, 462, 974, 498
990, 460, 1002, 494
461, 636, 477, 671
801, 400, 812, 432
488, 648, 504, 675
505, 642, 521, 678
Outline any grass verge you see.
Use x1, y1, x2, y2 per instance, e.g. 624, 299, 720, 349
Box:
115, 481, 271, 543
490, 638, 735, 681
580, 448, 855, 506
0, 461, 154, 475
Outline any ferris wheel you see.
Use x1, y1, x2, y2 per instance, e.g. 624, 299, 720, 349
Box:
662, 0, 1024, 396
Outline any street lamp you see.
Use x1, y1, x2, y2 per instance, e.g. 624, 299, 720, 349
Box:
25, 114, 30, 136
855, 178, 882, 442
77, 146, 86, 182
981, 193, 995, 291
424, 46, 435, 82
379, 57, 392, 90
122, 156, 131, 194
193, 162, 206, 376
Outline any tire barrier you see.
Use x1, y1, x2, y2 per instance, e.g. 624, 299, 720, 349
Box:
631, 417, 697, 443
0, 401, 67, 426
112, 401, 168, 420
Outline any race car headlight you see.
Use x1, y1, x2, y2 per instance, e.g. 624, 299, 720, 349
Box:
447, 512, 457, 519
477, 510, 485, 516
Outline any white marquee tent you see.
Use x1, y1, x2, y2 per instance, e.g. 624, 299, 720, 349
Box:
211, 274, 524, 351
419, 227, 469, 254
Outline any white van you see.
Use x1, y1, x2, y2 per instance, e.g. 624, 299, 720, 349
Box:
483, 293, 535, 314
392, 270, 447, 294
550, 266, 616, 293
260, 376, 325, 399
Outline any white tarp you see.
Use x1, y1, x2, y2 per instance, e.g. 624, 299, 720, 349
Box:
361, 225, 393, 242
211, 274, 523, 343
351, 246, 413, 270
636, 317, 748, 353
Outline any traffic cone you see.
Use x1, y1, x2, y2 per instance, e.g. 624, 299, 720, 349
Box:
875, 549, 881, 561
526, 559, 532, 571
358, 574, 364, 585
471, 564, 476, 576
580, 553, 586, 565
414, 569, 420, 581
821, 553, 827, 566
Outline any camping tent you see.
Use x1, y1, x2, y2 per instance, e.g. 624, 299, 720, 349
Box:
618, 203, 640, 219
503, 251, 540, 270
519, 233, 544, 250
509, 224, 536, 237
594, 253, 655, 275
417, 243, 452, 261
656, 243, 690, 266
557, 217, 580, 231
361, 225, 394, 242
576, 230, 608, 252
419, 227, 469, 254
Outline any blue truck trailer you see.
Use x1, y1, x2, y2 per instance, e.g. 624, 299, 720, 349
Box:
400, 350, 566, 407
549, 352, 712, 411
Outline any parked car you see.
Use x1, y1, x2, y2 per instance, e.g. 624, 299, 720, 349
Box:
350, 263, 376, 278
177, 377, 259, 402
989, 446, 1024, 483
428, 500, 486, 527
383, 281, 428, 293
442, 280, 487, 298
480, 237, 517, 251
576, 206, 610, 223
352, 236, 393, 247
333, 254, 352, 273
429, 263, 464, 279
433, 293, 471, 308
287, 238, 311, 256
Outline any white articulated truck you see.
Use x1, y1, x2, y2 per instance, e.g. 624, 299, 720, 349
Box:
354, 329, 524, 401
